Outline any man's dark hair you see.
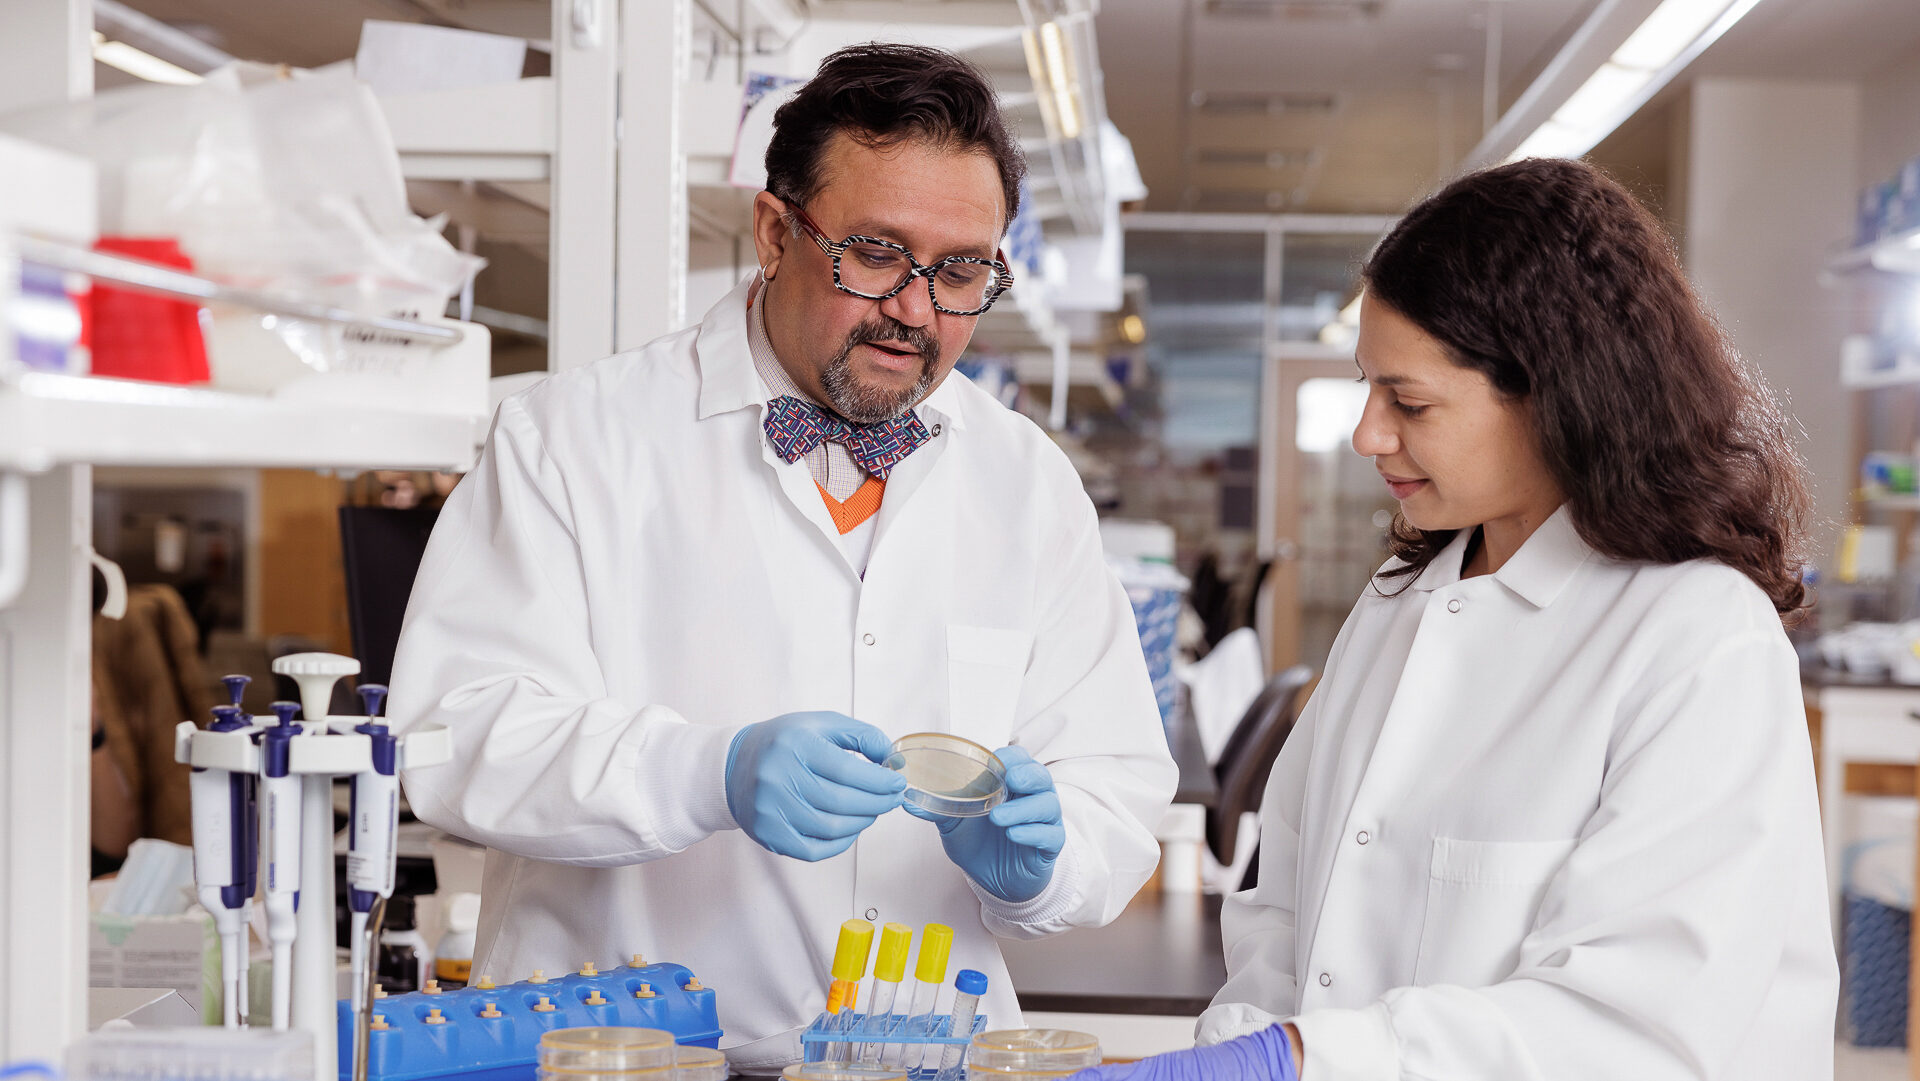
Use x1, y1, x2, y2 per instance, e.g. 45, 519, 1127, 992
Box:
765, 42, 1026, 228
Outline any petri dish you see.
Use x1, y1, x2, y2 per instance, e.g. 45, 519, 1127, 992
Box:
671, 1045, 728, 1081
780, 1067, 909, 1081
883, 733, 1007, 817
538, 1027, 676, 1081
967, 1029, 1102, 1080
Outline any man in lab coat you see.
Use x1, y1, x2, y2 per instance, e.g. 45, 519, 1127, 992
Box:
389, 42, 1177, 1071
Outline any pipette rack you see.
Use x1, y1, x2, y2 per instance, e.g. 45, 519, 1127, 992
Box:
173, 653, 454, 1081
335, 961, 722, 1081
798, 1011, 989, 1079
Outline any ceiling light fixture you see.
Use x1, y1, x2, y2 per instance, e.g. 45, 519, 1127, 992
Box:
1472, 0, 1767, 166
1021, 18, 1085, 143
1194, 147, 1319, 168
1191, 91, 1341, 116
1038, 21, 1083, 141
91, 30, 203, 85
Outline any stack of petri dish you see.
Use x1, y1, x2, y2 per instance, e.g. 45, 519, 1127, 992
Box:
537, 1028, 675, 1081
671, 1045, 728, 1081
780, 1067, 908, 1081
966, 1029, 1102, 1081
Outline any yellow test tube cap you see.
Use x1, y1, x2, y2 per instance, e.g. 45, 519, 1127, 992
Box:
914, 923, 955, 984
875, 923, 913, 982
830, 919, 876, 982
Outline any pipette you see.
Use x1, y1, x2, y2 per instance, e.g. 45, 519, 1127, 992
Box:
189, 677, 258, 1028
824, 919, 874, 1062
858, 923, 912, 1066
347, 684, 399, 1013
260, 700, 305, 1030
933, 969, 988, 1081
221, 674, 261, 1028
889, 922, 953, 1069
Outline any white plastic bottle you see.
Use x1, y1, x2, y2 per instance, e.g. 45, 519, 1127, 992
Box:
434, 893, 481, 989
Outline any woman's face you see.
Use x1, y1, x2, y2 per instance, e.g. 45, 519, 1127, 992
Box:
1351, 297, 1563, 541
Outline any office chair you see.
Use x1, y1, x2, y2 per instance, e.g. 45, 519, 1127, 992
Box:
1205, 664, 1315, 881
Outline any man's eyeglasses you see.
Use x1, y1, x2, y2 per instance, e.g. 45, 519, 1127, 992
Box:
785, 203, 1014, 317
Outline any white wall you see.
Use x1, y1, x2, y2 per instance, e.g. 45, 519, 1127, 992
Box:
1683, 78, 1861, 572
1860, 41, 1920, 186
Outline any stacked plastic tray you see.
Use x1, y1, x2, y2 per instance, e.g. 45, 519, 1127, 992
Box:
335, 960, 721, 1081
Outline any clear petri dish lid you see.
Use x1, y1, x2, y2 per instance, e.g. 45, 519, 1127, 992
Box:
538, 1027, 676, 1075
883, 732, 1007, 817
780, 1067, 909, 1081
968, 1029, 1102, 1075
670, 1045, 727, 1081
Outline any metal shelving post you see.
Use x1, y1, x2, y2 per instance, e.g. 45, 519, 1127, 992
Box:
0, 4, 95, 1062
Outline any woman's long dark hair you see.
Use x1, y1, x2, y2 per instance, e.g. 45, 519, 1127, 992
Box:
1364, 158, 1811, 617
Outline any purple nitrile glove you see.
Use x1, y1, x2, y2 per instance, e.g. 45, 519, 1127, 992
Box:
1060, 1025, 1299, 1081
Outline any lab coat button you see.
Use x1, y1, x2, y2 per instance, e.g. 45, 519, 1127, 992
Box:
1319, 972, 1332, 987
1446, 599, 1462, 613
862, 633, 876, 645
864, 907, 878, 921
932, 423, 943, 436
1355, 830, 1369, 845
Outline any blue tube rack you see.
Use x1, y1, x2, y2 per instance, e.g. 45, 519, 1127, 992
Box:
335, 962, 721, 1081
798, 1011, 989, 1079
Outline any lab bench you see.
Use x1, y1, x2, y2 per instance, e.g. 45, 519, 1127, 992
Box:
1801, 663, 1920, 946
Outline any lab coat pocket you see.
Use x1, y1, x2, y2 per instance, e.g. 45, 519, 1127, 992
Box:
1413, 836, 1576, 988
946, 624, 1034, 751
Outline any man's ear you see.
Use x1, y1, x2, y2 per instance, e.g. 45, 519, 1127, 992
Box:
752, 191, 793, 281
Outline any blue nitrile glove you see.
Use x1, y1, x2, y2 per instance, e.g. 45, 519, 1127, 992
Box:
725, 712, 906, 861
905, 745, 1064, 903
1061, 1025, 1299, 1081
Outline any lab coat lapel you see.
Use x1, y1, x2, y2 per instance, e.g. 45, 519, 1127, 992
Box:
757, 426, 865, 580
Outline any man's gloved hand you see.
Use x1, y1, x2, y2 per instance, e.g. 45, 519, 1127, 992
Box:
1061, 1025, 1299, 1081
724, 712, 905, 861
906, 745, 1064, 903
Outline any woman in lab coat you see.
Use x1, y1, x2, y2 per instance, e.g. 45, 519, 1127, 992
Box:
1073, 158, 1838, 1081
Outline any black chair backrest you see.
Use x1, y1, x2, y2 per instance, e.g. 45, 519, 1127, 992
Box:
1205, 664, 1315, 866
338, 505, 439, 689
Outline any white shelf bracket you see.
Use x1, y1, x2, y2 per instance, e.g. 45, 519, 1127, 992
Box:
0, 472, 27, 611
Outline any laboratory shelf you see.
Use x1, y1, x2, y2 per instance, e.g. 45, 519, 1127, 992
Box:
1862, 493, 1920, 512
381, 78, 554, 182
1828, 226, 1920, 276
972, 287, 1062, 354
0, 369, 488, 473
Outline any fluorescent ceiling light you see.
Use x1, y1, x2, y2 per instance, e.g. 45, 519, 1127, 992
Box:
1553, 63, 1654, 131
92, 30, 202, 84
1038, 21, 1083, 141
1614, 0, 1742, 69
1500, 0, 1765, 164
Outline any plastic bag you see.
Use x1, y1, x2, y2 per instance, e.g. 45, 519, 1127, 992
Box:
0, 62, 483, 388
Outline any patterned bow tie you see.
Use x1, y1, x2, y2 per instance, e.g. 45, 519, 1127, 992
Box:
763, 395, 930, 480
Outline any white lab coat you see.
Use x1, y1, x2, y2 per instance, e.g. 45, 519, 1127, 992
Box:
1197, 508, 1836, 1080
388, 275, 1176, 1069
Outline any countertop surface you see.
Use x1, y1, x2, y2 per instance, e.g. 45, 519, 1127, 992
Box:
1002, 890, 1226, 1016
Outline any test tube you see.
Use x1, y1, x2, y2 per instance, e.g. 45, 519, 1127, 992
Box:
889, 923, 953, 1070
932, 969, 988, 1081
825, 919, 874, 1062
859, 923, 912, 1065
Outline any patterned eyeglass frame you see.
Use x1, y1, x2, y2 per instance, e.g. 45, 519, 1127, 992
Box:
783, 202, 1015, 317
